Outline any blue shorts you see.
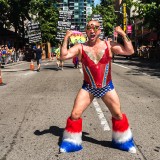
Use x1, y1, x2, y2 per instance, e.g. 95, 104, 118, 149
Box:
37, 59, 42, 65
82, 81, 114, 98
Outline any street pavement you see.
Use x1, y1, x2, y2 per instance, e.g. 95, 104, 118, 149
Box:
113, 55, 160, 78
0, 58, 160, 160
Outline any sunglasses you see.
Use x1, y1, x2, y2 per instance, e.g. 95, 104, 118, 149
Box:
86, 24, 100, 31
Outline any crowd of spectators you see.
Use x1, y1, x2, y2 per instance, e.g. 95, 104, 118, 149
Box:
0, 45, 25, 65
136, 41, 160, 61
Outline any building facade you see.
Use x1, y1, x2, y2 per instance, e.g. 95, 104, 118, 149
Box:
58, 0, 94, 32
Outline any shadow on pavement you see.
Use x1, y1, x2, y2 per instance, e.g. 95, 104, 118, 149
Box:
34, 126, 112, 149
114, 56, 160, 78
44, 67, 60, 71
44, 64, 75, 71
1, 69, 30, 72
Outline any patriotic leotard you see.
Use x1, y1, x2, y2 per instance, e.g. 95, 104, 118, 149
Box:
81, 41, 114, 97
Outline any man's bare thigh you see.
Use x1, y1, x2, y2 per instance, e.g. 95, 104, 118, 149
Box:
101, 89, 121, 116
72, 88, 94, 114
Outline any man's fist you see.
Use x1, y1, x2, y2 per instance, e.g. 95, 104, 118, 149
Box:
65, 30, 73, 38
114, 26, 126, 37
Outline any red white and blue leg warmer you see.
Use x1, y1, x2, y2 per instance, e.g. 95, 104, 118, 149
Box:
112, 114, 136, 153
60, 117, 83, 153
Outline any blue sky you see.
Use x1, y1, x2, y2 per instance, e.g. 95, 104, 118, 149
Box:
94, 0, 100, 6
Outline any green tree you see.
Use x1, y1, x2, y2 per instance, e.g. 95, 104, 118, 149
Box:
92, 0, 117, 36
0, 0, 10, 28
30, 0, 59, 45
132, 0, 160, 31
0, 0, 32, 47
8, 0, 31, 44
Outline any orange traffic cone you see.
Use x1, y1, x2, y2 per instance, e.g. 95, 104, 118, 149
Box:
0, 70, 6, 86
30, 60, 35, 71
0, 70, 3, 84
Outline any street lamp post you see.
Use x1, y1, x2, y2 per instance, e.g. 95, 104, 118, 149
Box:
115, 3, 129, 33
114, 10, 128, 32
123, 3, 127, 33
114, 11, 124, 42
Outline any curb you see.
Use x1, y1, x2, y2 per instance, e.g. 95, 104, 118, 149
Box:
1, 61, 27, 68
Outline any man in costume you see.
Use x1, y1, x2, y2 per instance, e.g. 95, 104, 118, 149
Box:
59, 20, 136, 154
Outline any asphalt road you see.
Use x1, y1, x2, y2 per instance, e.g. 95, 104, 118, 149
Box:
0, 57, 160, 160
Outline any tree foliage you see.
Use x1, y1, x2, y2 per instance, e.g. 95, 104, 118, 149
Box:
8, 0, 31, 35
0, 0, 31, 31
0, 0, 59, 45
0, 0, 10, 27
92, 0, 117, 36
29, 0, 59, 45
132, 0, 160, 31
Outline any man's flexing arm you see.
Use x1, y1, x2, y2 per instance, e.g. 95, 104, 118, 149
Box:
60, 30, 81, 60
110, 26, 134, 56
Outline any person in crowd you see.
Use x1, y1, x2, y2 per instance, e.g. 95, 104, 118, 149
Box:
35, 44, 42, 72
50, 47, 54, 60
0, 46, 2, 67
59, 20, 136, 154
7, 47, 12, 63
55, 43, 64, 70
1, 46, 7, 64
11, 47, 15, 62
19, 48, 24, 61
72, 56, 79, 68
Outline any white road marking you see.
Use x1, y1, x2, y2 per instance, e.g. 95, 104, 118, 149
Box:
79, 68, 83, 74
93, 98, 110, 131
113, 63, 130, 69
79, 68, 110, 131
142, 72, 148, 76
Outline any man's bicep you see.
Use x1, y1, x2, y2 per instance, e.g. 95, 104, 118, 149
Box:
111, 42, 124, 55
66, 44, 80, 59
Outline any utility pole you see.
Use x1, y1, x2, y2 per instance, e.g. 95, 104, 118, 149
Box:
123, 3, 127, 33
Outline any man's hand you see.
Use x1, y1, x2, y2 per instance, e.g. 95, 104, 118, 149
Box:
114, 26, 126, 37
65, 30, 73, 39
114, 26, 131, 42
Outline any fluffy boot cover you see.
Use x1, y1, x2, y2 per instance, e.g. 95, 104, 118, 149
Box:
60, 117, 83, 153
112, 114, 136, 153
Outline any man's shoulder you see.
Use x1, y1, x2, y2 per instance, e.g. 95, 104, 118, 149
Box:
72, 43, 82, 50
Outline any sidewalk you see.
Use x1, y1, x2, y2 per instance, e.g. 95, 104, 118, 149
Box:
0, 60, 26, 68
0, 58, 52, 68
